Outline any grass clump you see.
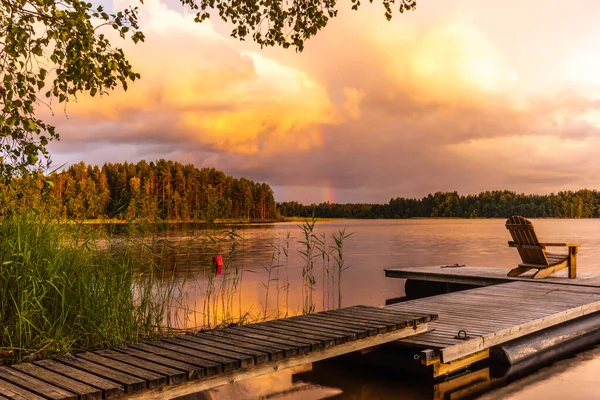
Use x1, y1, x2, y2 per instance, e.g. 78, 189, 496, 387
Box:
0, 213, 170, 365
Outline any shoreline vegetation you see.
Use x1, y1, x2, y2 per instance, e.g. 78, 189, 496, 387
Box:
1, 159, 597, 366
278, 189, 600, 219
74, 216, 334, 224
2, 160, 279, 222
3, 160, 598, 223
0, 213, 175, 366
0, 207, 352, 366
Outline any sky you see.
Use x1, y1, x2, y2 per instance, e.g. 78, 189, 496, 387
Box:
45, 0, 600, 204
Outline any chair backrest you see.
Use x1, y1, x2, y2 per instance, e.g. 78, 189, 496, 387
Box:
505, 216, 549, 266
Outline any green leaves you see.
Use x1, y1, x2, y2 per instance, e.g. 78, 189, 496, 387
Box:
191, 0, 416, 52
0, 0, 416, 181
0, 0, 145, 180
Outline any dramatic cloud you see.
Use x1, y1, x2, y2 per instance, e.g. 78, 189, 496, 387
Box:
48, 0, 600, 203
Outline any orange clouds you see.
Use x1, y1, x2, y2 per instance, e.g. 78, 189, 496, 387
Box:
384, 23, 508, 102
61, 0, 339, 155
48, 0, 600, 202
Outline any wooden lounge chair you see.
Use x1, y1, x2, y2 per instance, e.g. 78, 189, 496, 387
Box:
505, 216, 580, 279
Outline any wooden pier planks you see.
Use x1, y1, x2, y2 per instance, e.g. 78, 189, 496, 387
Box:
385, 265, 600, 288
388, 281, 600, 363
0, 306, 433, 400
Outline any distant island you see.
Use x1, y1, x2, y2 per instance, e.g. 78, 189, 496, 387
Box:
277, 190, 600, 219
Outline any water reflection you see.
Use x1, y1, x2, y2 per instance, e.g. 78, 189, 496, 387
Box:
179, 365, 342, 400
182, 341, 600, 400
109, 219, 600, 331
108, 219, 600, 399
111, 221, 369, 329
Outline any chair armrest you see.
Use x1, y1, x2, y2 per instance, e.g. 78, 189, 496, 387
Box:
508, 242, 544, 249
539, 243, 581, 247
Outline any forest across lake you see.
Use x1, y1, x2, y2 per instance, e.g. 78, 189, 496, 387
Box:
3, 159, 600, 222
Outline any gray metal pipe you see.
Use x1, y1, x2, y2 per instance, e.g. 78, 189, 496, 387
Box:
492, 329, 600, 378
490, 311, 600, 365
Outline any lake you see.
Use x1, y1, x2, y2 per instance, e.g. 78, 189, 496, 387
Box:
119, 219, 600, 399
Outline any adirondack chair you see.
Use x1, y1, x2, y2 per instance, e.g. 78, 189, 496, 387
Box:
506, 216, 580, 279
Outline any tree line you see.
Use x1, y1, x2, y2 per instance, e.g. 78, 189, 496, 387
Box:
1, 160, 278, 221
277, 190, 600, 219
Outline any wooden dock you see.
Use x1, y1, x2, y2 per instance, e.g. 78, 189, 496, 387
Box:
4, 265, 600, 398
384, 265, 600, 377
0, 306, 434, 400
385, 265, 600, 288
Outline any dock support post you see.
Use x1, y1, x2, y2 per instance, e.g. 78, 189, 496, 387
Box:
420, 349, 490, 378
569, 246, 578, 278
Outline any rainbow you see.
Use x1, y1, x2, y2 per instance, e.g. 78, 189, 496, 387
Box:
323, 181, 335, 204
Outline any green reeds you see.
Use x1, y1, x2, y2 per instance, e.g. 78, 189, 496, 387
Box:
314, 232, 329, 311
299, 217, 318, 314
0, 202, 354, 366
0, 213, 173, 365
282, 231, 292, 317
331, 228, 354, 308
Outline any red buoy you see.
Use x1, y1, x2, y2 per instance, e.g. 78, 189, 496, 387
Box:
214, 254, 223, 275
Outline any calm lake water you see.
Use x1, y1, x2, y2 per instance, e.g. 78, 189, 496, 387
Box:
117, 219, 600, 399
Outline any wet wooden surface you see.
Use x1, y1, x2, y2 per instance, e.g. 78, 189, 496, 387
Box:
389, 281, 600, 363
0, 306, 433, 399
385, 265, 600, 287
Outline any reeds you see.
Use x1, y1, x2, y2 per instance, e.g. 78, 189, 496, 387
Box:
298, 217, 318, 314
0, 207, 354, 366
0, 212, 173, 365
331, 228, 354, 308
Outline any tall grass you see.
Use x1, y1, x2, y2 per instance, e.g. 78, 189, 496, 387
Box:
281, 232, 292, 317
0, 213, 174, 365
331, 228, 354, 308
0, 201, 354, 365
299, 217, 318, 314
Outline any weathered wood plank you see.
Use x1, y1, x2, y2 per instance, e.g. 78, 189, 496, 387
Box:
3, 306, 434, 399
203, 330, 299, 357
383, 280, 600, 363
145, 341, 238, 372
124, 323, 429, 400
322, 308, 417, 328
271, 319, 359, 340
293, 314, 380, 336
226, 327, 312, 354
439, 299, 600, 362
314, 311, 398, 332
352, 305, 436, 322
95, 349, 187, 385
240, 325, 326, 350
34, 359, 125, 399
180, 334, 275, 363
394, 301, 552, 321
394, 299, 566, 318
433, 349, 490, 378
0, 367, 76, 400
264, 320, 348, 345
56, 355, 146, 394
159, 337, 254, 369
256, 322, 338, 347
129, 343, 224, 375
384, 265, 600, 288
77, 352, 167, 389
0, 378, 46, 400
288, 315, 372, 338
114, 346, 204, 381
11, 363, 102, 400
302, 309, 406, 327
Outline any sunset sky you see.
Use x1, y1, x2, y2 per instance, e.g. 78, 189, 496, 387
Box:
46, 0, 600, 203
